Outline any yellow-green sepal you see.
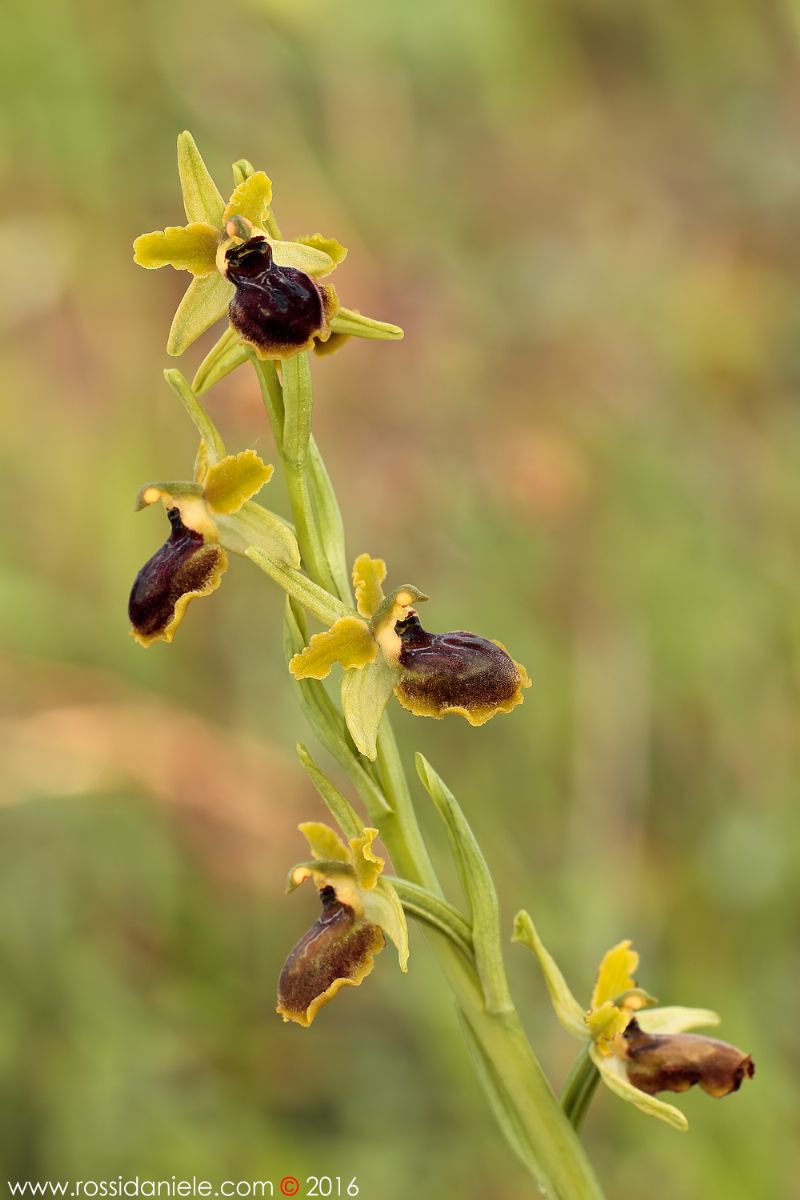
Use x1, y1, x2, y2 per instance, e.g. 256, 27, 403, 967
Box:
289, 616, 377, 680
330, 307, 404, 340
192, 327, 249, 394
591, 1047, 689, 1131
232, 158, 256, 187
203, 450, 273, 514
177, 130, 225, 226
167, 271, 234, 356
341, 656, 398, 760
133, 223, 219, 274
512, 910, 587, 1039
364, 879, 409, 971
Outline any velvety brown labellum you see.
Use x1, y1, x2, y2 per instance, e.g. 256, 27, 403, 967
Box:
394, 614, 521, 714
225, 236, 325, 356
277, 887, 384, 1025
622, 1018, 755, 1098
128, 507, 221, 641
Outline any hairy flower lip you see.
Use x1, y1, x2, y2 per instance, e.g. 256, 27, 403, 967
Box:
393, 613, 531, 724
224, 235, 337, 359
621, 1017, 755, 1099
128, 506, 227, 647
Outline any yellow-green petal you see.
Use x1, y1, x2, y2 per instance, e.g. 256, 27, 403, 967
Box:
330, 307, 404, 340
591, 940, 639, 1010
203, 449, 273, 515
298, 821, 351, 864
296, 233, 348, 267
636, 1007, 720, 1035
289, 616, 377, 681
364, 878, 409, 971
177, 130, 225, 227
133, 223, 219, 275
349, 828, 383, 891
341, 656, 398, 761
167, 272, 234, 356
223, 170, 273, 226
511, 910, 587, 1039
591, 1046, 689, 1131
352, 552, 387, 619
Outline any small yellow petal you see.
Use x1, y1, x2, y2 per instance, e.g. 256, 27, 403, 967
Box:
223, 171, 273, 226
298, 821, 351, 864
295, 233, 348, 268
133, 223, 219, 274
289, 616, 377, 681
352, 553, 387, 619
349, 828, 383, 891
203, 449, 274, 515
592, 940, 640, 1011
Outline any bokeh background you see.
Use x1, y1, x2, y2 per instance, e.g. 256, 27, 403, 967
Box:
2, 0, 799, 1195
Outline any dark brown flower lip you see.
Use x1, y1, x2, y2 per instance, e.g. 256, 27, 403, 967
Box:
128, 506, 225, 646
393, 613, 524, 717
224, 235, 331, 358
276, 885, 384, 1027
622, 1017, 755, 1099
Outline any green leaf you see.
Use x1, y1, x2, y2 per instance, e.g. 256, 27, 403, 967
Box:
416, 753, 512, 1015
307, 437, 353, 603
162, 369, 226, 463
167, 272, 234, 356
511, 910, 587, 1039
192, 327, 249, 394
341, 657, 398, 761
296, 745, 365, 838
246, 548, 352, 625
177, 131, 225, 227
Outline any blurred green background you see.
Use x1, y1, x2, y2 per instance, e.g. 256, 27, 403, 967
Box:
1, 0, 799, 1195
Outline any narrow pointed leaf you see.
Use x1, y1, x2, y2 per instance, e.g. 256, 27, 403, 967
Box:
246, 549, 352, 625
162, 370, 226, 463
416, 754, 512, 1014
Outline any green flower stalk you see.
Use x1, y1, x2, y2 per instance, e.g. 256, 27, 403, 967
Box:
129, 133, 754, 1200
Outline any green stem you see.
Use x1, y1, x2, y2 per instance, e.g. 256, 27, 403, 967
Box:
561, 1045, 601, 1133
258, 352, 604, 1200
